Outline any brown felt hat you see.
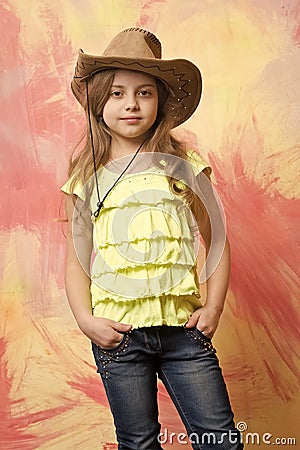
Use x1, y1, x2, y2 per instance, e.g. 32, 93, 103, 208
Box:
71, 27, 202, 127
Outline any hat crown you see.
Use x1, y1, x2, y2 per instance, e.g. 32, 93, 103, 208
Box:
103, 27, 162, 59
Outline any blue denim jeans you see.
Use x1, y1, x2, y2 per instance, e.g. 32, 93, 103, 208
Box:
92, 326, 243, 450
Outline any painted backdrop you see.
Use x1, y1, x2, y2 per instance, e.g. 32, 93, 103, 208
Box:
1, 0, 299, 449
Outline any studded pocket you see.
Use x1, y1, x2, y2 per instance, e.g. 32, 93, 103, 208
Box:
97, 332, 127, 353
97, 332, 130, 356
185, 327, 216, 353
194, 327, 211, 342
92, 333, 131, 379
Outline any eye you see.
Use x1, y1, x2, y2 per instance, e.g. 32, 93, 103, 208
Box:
111, 90, 122, 97
138, 90, 152, 96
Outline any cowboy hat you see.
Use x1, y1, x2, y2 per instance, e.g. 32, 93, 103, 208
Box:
71, 27, 202, 127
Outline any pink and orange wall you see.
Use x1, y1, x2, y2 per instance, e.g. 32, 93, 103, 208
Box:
1, 1, 299, 449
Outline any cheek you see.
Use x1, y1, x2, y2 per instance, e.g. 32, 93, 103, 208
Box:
102, 101, 114, 123
153, 105, 159, 123
149, 98, 158, 121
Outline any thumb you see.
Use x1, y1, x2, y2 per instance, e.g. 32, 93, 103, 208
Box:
113, 321, 132, 333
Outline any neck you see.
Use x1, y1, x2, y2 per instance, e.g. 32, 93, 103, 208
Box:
109, 135, 147, 159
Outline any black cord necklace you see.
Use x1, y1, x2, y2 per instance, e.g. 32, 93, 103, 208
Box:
93, 141, 145, 217
86, 79, 145, 218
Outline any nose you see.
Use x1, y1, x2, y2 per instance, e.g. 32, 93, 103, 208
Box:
124, 94, 139, 111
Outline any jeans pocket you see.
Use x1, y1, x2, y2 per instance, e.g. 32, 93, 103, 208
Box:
194, 327, 212, 342
95, 332, 132, 360
92, 333, 131, 380
97, 332, 127, 353
185, 327, 216, 353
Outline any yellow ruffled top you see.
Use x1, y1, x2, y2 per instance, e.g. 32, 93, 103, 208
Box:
61, 150, 211, 328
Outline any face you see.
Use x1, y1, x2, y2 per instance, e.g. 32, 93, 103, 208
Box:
102, 69, 158, 144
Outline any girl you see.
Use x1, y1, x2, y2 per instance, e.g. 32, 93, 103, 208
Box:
62, 28, 243, 450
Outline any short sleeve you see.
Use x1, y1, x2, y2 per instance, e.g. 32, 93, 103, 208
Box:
60, 174, 86, 201
186, 149, 212, 176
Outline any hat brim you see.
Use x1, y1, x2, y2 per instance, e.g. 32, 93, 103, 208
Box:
71, 50, 202, 127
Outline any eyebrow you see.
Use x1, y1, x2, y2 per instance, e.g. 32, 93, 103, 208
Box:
111, 84, 156, 89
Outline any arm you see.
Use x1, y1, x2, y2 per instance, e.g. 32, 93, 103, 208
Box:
186, 170, 230, 338
64, 195, 132, 348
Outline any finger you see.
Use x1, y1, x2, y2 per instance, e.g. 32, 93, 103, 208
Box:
196, 326, 214, 338
185, 314, 199, 328
198, 328, 209, 336
98, 331, 124, 349
113, 321, 132, 332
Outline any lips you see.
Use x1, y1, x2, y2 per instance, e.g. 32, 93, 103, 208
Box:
120, 116, 142, 124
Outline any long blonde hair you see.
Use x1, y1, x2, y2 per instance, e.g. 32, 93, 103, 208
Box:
68, 69, 207, 229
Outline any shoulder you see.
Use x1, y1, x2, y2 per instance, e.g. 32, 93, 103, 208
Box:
60, 172, 86, 201
185, 149, 212, 176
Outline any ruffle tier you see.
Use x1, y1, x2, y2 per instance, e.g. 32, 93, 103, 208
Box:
90, 260, 200, 304
93, 198, 196, 243
92, 191, 198, 247
92, 235, 197, 273
92, 292, 203, 329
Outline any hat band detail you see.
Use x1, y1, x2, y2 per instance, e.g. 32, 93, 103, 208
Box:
74, 60, 194, 102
